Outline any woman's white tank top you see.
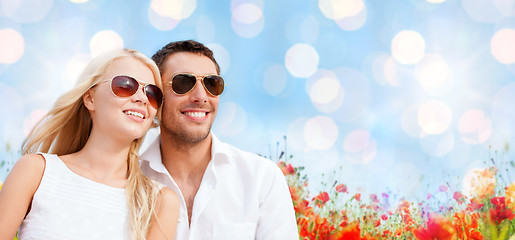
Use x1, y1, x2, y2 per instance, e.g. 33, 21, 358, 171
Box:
18, 153, 129, 239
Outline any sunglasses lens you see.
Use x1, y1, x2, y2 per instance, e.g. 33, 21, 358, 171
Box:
172, 74, 196, 94
111, 76, 138, 97
203, 75, 224, 96
144, 85, 163, 109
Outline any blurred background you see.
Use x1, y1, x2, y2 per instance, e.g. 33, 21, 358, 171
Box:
1, 0, 515, 202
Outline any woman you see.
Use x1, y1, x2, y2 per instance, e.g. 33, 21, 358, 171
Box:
0, 49, 179, 239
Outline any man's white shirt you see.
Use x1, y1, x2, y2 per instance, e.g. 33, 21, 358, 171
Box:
140, 133, 299, 240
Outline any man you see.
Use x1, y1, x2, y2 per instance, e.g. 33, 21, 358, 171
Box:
140, 40, 299, 239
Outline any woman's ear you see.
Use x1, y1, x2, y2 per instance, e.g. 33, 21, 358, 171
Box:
83, 89, 96, 111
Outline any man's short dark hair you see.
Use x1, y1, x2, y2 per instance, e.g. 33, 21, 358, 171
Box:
151, 40, 221, 75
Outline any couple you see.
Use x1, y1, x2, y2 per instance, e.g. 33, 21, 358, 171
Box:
0, 40, 299, 240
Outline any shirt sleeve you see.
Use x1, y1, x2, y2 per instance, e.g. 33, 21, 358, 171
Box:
256, 162, 299, 240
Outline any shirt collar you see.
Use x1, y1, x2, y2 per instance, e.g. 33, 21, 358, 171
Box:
140, 136, 169, 174
210, 133, 231, 164
141, 132, 230, 174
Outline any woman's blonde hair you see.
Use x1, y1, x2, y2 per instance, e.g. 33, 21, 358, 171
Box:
22, 48, 163, 240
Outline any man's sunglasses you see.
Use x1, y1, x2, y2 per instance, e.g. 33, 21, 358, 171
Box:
98, 75, 163, 109
169, 73, 225, 96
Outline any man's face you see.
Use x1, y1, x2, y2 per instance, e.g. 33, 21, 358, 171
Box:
160, 52, 220, 144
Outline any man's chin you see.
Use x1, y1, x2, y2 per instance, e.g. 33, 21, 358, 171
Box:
163, 126, 211, 145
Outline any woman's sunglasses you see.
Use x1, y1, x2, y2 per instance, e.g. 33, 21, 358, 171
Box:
98, 75, 163, 109
170, 73, 225, 96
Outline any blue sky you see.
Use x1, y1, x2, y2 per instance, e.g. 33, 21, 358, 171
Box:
1, 0, 515, 201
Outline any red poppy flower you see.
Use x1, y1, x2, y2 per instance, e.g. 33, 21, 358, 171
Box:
335, 183, 348, 193
313, 191, 330, 208
412, 214, 456, 240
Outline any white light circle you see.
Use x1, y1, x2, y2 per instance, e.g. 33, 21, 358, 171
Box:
462, 0, 504, 23
415, 53, 450, 89
7, 0, 54, 23
306, 69, 345, 113
334, 2, 367, 31
89, 30, 124, 58
148, 4, 181, 31
343, 129, 377, 164
491, 28, 515, 64
304, 116, 338, 150
232, 3, 262, 24
309, 76, 340, 104
458, 109, 492, 144
319, 0, 365, 20
23, 109, 48, 136
150, 0, 196, 20
494, 0, 515, 17
64, 53, 91, 90
285, 44, 319, 78
206, 43, 230, 75
417, 100, 452, 135
0, 29, 24, 64
214, 101, 247, 136
391, 30, 426, 65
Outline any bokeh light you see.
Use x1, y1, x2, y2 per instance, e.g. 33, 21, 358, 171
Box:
89, 30, 124, 58
391, 30, 426, 65
458, 109, 492, 144
307, 70, 341, 104
491, 28, 515, 64
462, 0, 504, 23
65, 53, 91, 89
285, 43, 319, 78
494, 0, 515, 17
343, 129, 377, 164
426, 0, 445, 3
319, 0, 365, 20
383, 56, 403, 87
306, 69, 344, 113
230, 0, 264, 38
331, 67, 371, 121
417, 100, 452, 135
0, 29, 24, 64
232, 3, 262, 24
148, 4, 180, 31
23, 109, 47, 136
69, 0, 88, 3
304, 116, 338, 150
214, 101, 247, 136
207, 43, 230, 74
334, 3, 367, 31
415, 53, 450, 90
150, 0, 196, 20
2, 0, 53, 23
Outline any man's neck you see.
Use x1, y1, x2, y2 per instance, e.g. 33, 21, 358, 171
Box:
160, 133, 213, 181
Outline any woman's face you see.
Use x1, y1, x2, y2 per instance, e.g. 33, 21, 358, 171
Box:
85, 57, 159, 142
